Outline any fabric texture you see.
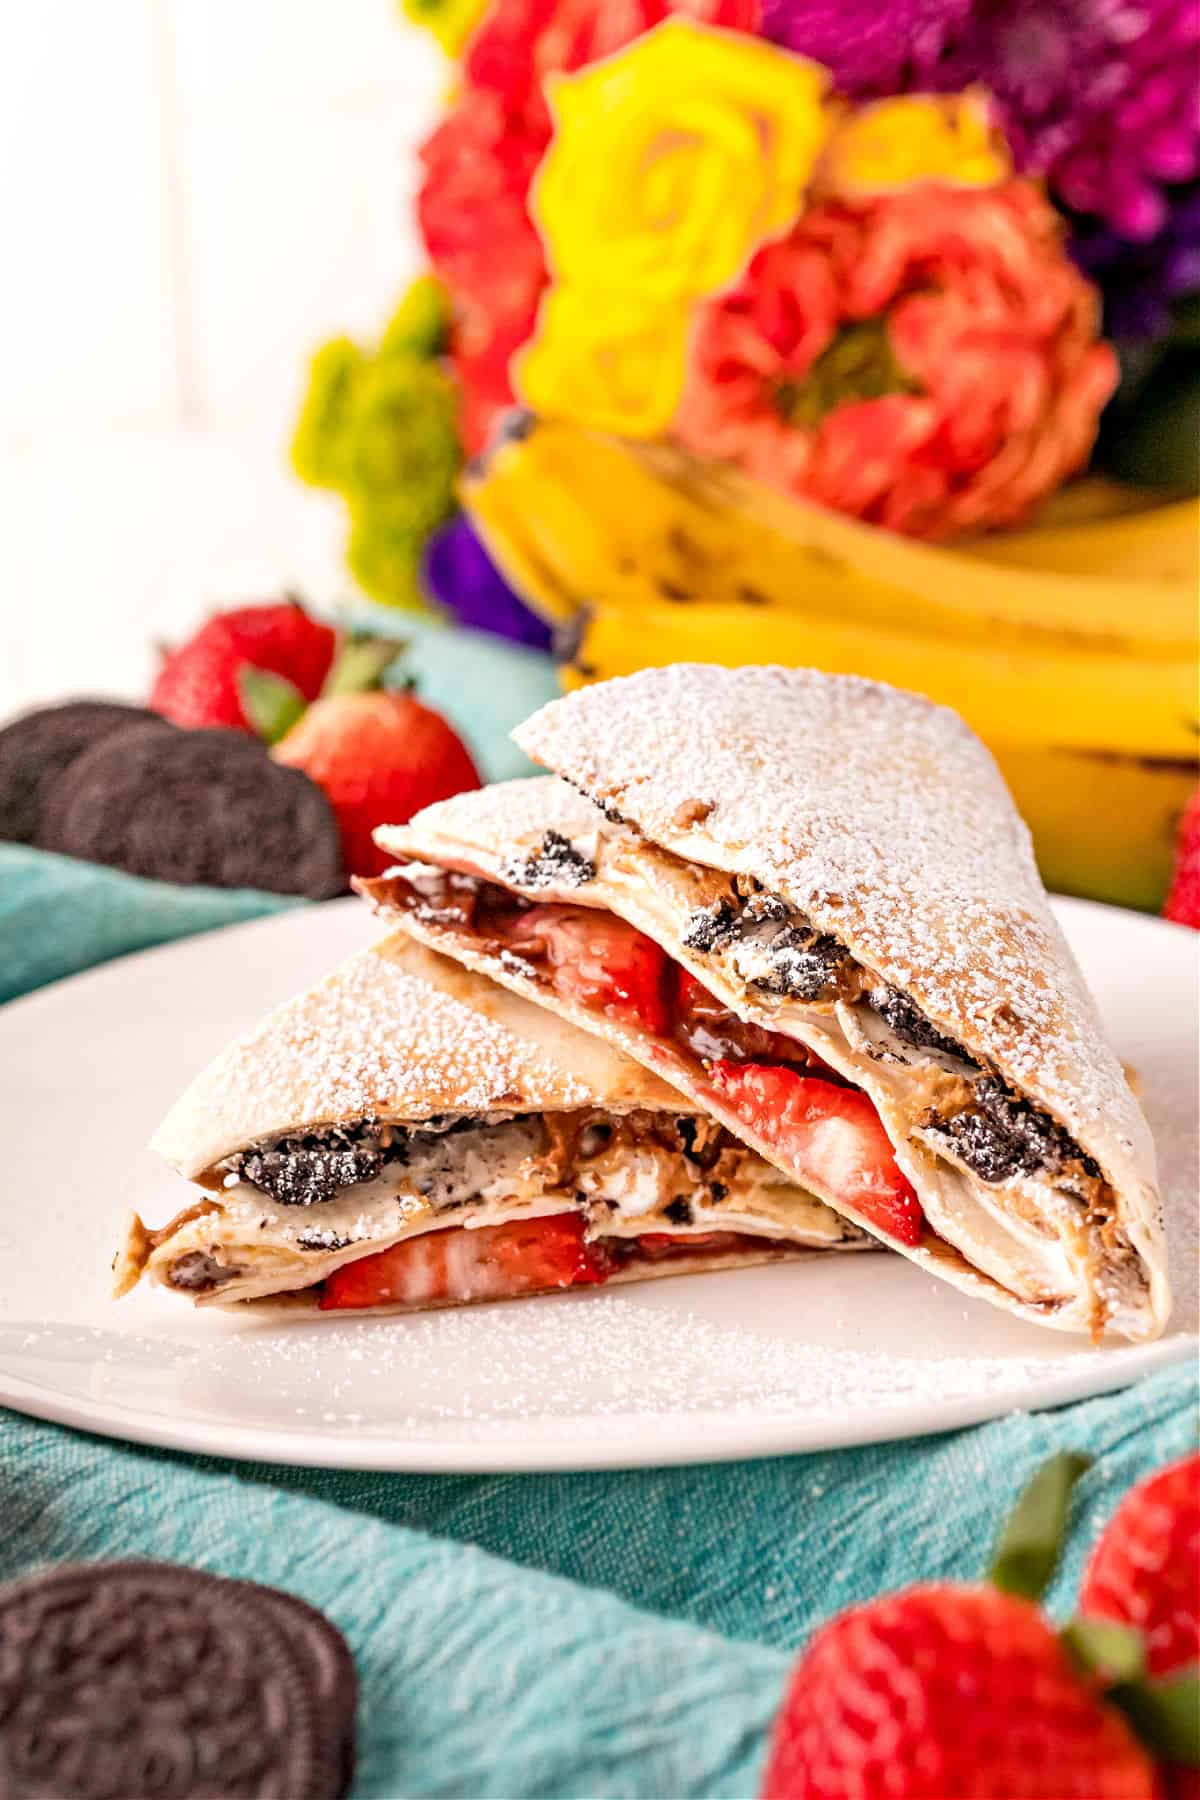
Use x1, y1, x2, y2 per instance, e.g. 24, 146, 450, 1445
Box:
1, 637, 1195, 1795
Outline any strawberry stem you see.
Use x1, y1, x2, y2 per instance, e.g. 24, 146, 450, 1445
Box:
989, 1452, 1092, 1601
1061, 1618, 1145, 1684
238, 667, 308, 745
320, 632, 402, 698
1108, 1670, 1200, 1767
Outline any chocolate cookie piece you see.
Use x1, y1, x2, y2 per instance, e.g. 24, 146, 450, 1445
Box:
36, 724, 345, 898
238, 1128, 387, 1207
0, 700, 173, 846
0, 1560, 356, 1800
501, 829, 596, 890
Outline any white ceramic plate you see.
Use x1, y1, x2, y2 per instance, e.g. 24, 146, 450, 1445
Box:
0, 898, 1194, 1471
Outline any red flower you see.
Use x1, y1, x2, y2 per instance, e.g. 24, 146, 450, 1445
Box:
451, 303, 535, 451
676, 180, 1119, 537
465, 0, 761, 135
417, 91, 547, 332
418, 0, 760, 448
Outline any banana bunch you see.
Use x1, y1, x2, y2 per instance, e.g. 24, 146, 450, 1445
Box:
462, 419, 1198, 911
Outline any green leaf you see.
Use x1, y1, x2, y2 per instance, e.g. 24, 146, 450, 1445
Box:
320, 633, 404, 698
238, 668, 307, 745
989, 1452, 1093, 1601
1111, 1670, 1200, 1766
1061, 1618, 1146, 1685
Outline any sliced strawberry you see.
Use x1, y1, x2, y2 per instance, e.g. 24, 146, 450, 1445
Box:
708, 1061, 924, 1245
633, 1230, 747, 1260
506, 905, 670, 1035
318, 1212, 609, 1311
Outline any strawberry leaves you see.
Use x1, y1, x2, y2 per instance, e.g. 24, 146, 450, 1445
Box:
320, 633, 403, 698
989, 1451, 1093, 1602
1111, 1669, 1200, 1767
1061, 1617, 1146, 1684
1064, 1620, 1200, 1765
238, 668, 308, 745
240, 634, 404, 745
991, 1454, 1200, 1772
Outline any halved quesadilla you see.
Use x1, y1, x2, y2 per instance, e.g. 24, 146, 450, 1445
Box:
362, 664, 1169, 1343
116, 931, 867, 1313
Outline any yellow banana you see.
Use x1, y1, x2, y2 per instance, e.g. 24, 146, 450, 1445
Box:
560, 598, 1196, 909
557, 597, 1197, 759
961, 486, 1200, 586
996, 743, 1195, 913
462, 419, 1198, 652
462, 416, 1197, 908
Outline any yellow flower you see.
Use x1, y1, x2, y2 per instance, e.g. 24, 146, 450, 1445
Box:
399, 0, 488, 57
531, 19, 830, 305
515, 288, 691, 439
822, 92, 1009, 198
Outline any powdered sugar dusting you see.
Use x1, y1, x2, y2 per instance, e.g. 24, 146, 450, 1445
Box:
152, 935, 596, 1178
514, 667, 1159, 1207
376, 777, 600, 863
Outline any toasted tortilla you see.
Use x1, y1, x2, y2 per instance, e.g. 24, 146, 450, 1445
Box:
367, 668, 1168, 1343
123, 932, 864, 1312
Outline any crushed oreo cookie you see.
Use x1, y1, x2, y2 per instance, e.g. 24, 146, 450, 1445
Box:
682, 890, 847, 1001
169, 1251, 240, 1290
867, 986, 967, 1061
745, 927, 848, 1000
297, 1228, 353, 1252
502, 828, 596, 890
925, 1077, 1100, 1186
682, 898, 739, 953
664, 1196, 693, 1226
237, 1123, 389, 1207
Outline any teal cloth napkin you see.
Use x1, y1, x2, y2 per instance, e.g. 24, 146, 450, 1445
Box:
1, 622, 1196, 1795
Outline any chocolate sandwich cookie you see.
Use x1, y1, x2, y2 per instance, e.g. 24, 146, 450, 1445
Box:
0, 1560, 356, 1800
37, 724, 346, 898
0, 700, 173, 846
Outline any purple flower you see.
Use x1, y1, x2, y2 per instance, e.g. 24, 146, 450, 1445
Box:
422, 513, 552, 650
759, 0, 971, 94
764, 0, 1200, 245
1070, 182, 1200, 336
929, 0, 1200, 241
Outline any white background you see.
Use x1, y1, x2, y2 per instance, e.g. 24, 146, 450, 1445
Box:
0, 1, 439, 715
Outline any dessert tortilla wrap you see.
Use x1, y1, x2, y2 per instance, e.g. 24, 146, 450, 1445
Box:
365, 667, 1169, 1343
117, 933, 865, 1314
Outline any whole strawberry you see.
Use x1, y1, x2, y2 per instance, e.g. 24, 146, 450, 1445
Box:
1164, 788, 1200, 928
149, 599, 337, 732
762, 1452, 1199, 1799
272, 685, 479, 877
1080, 1453, 1200, 1800
1081, 1453, 1200, 1678
761, 1583, 1157, 1800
